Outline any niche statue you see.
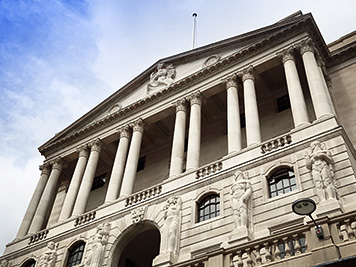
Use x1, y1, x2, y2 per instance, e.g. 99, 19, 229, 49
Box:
85, 223, 111, 267
37, 242, 57, 267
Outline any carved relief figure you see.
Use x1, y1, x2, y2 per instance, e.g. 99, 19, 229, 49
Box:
162, 196, 181, 255
0, 259, 9, 267
230, 171, 252, 229
37, 241, 57, 267
305, 141, 337, 201
147, 63, 176, 93
85, 223, 111, 267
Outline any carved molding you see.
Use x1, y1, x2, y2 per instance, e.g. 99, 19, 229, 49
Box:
39, 163, 51, 176
298, 39, 315, 55
187, 91, 205, 106
77, 145, 89, 158
131, 207, 146, 224
241, 66, 256, 82
118, 125, 131, 139
174, 98, 188, 113
51, 157, 66, 171
278, 47, 296, 64
203, 54, 221, 68
90, 139, 103, 153
130, 118, 146, 133
223, 74, 238, 89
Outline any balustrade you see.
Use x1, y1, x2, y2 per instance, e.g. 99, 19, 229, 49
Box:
196, 161, 223, 179
338, 218, 356, 242
28, 230, 49, 245
261, 134, 292, 154
125, 185, 162, 206
74, 211, 96, 226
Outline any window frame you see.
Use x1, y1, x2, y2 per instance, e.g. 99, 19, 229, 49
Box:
66, 241, 86, 267
196, 193, 220, 223
268, 167, 297, 198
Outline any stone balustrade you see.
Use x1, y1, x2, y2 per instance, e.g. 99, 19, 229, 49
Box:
125, 185, 162, 206
338, 218, 356, 242
196, 161, 223, 179
74, 211, 96, 226
28, 230, 49, 245
261, 134, 292, 154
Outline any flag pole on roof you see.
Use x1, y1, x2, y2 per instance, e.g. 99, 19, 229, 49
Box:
192, 13, 198, 49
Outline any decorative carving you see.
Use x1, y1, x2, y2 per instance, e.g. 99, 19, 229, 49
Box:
85, 223, 111, 267
278, 47, 295, 64
162, 196, 182, 255
187, 91, 205, 106
130, 118, 146, 133
147, 63, 176, 93
0, 259, 9, 267
108, 103, 121, 114
90, 139, 103, 153
51, 157, 66, 171
77, 145, 89, 158
39, 164, 51, 176
298, 39, 315, 55
118, 125, 131, 139
174, 98, 188, 113
305, 141, 338, 202
241, 66, 256, 82
131, 207, 146, 224
203, 54, 221, 67
223, 74, 238, 89
37, 241, 58, 267
230, 171, 252, 229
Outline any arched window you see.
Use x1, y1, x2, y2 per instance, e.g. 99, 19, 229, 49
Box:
268, 168, 296, 198
23, 260, 36, 267
197, 194, 220, 222
66, 242, 85, 267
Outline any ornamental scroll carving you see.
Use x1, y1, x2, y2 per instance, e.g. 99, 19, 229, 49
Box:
131, 207, 146, 224
147, 63, 176, 94
230, 171, 252, 230
162, 196, 182, 255
85, 223, 111, 267
0, 260, 9, 267
305, 141, 338, 202
36, 241, 58, 267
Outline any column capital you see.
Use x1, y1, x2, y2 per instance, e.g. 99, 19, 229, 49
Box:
278, 47, 296, 64
298, 39, 315, 55
174, 98, 188, 113
77, 145, 89, 158
51, 157, 67, 171
90, 138, 103, 152
187, 91, 205, 106
223, 74, 240, 89
241, 66, 256, 82
39, 163, 51, 176
118, 125, 131, 139
130, 118, 146, 133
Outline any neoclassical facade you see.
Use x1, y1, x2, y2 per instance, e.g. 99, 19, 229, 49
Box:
2, 11, 356, 267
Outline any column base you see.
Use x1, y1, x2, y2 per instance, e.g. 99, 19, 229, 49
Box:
153, 252, 178, 267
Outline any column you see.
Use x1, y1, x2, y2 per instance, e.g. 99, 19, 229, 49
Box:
169, 99, 188, 177
72, 139, 103, 216
119, 119, 145, 198
225, 74, 242, 153
29, 158, 65, 233
242, 66, 261, 146
16, 163, 51, 237
317, 59, 336, 115
105, 126, 131, 202
58, 145, 89, 221
186, 91, 204, 170
299, 39, 335, 118
279, 47, 309, 127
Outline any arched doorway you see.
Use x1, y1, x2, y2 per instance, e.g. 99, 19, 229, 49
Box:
110, 222, 161, 267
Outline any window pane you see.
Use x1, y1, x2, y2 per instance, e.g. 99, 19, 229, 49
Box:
197, 194, 220, 222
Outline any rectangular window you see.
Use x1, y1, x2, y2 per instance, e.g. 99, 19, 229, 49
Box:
137, 156, 146, 172
91, 173, 107, 191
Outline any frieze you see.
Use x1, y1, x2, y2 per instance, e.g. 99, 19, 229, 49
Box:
203, 54, 221, 68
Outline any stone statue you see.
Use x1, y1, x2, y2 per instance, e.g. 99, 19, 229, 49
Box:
147, 63, 176, 93
85, 223, 111, 267
230, 171, 252, 229
162, 196, 181, 255
305, 141, 337, 202
37, 241, 57, 267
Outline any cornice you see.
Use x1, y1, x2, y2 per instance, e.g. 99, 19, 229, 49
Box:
39, 16, 328, 156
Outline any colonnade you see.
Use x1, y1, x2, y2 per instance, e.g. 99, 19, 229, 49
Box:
17, 39, 335, 237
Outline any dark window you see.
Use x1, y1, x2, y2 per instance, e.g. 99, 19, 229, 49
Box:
66, 242, 85, 267
184, 137, 188, 152
137, 156, 146, 172
197, 194, 220, 222
268, 168, 296, 198
91, 174, 106, 191
278, 237, 306, 258
240, 113, 246, 128
23, 260, 36, 267
277, 94, 291, 112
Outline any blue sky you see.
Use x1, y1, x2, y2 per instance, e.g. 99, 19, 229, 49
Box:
1, 0, 355, 253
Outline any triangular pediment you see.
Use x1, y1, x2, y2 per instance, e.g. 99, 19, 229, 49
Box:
39, 11, 321, 154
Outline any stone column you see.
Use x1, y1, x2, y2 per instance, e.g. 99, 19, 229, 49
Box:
119, 119, 145, 198
16, 163, 51, 237
169, 99, 188, 177
29, 158, 65, 233
58, 145, 89, 221
299, 40, 335, 118
317, 59, 336, 115
105, 126, 131, 202
186, 91, 204, 171
242, 66, 261, 146
225, 74, 242, 153
279, 47, 309, 127
72, 139, 103, 216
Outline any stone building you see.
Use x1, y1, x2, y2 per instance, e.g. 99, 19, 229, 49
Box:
1, 11, 356, 267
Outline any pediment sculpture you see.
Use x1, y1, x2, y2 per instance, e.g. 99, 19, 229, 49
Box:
147, 63, 176, 94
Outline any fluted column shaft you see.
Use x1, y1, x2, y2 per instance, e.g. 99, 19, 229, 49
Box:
242, 66, 261, 146
225, 74, 242, 153
58, 146, 89, 221
119, 119, 145, 198
299, 40, 335, 118
72, 139, 103, 216
105, 127, 131, 202
16, 164, 51, 237
169, 99, 188, 177
29, 158, 65, 233
280, 48, 309, 126
186, 91, 204, 170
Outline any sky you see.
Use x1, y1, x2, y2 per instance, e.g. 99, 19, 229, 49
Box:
0, 0, 355, 254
